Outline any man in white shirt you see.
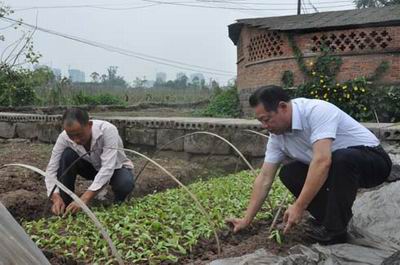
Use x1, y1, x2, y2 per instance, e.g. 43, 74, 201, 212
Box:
45, 108, 134, 216
227, 85, 392, 244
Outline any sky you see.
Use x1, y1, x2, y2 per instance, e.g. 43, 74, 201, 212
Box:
1, 0, 356, 85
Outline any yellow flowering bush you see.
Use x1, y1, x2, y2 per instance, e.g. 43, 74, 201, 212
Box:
288, 36, 399, 122
293, 51, 373, 121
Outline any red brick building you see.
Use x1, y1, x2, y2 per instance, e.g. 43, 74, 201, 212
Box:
228, 6, 400, 116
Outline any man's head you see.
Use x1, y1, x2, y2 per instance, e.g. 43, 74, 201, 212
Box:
62, 108, 92, 146
249, 85, 292, 134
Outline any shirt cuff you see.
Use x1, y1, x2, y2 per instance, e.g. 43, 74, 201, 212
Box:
264, 156, 283, 164
310, 133, 336, 144
47, 186, 60, 197
87, 181, 107, 192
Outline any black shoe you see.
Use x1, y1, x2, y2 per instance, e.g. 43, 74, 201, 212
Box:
304, 217, 322, 234
306, 225, 348, 245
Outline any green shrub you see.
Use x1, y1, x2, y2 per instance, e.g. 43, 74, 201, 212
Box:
281, 70, 294, 88
371, 86, 400, 122
295, 76, 373, 121
0, 67, 50, 106
200, 86, 241, 118
295, 76, 400, 122
71, 91, 124, 106
287, 37, 400, 122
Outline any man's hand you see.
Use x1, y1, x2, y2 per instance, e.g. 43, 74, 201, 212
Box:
283, 203, 304, 234
51, 193, 65, 216
225, 218, 250, 233
64, 201, 82, 216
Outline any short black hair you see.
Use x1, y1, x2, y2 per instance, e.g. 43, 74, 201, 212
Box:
62, 108, 89, 126
249, 85, 291, 111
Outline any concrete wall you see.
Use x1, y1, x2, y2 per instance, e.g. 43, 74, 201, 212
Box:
0, 113, 269, 169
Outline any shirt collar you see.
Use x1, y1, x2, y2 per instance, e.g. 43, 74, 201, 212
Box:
90, 120, 103, 142
291, 101, 303, 131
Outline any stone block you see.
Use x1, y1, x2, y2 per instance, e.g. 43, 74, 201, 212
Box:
231, 131, 267, 157
37, 123, 62, 143
16, 123, 39, 139
184, 132, 231, 155
156, 129, 185, 151
381, 125, 400, 141
362, 122, 392, 139
0, 122, 16, 138
125, 128, 156, 146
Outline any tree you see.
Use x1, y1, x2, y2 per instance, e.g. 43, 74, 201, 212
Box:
0, 2, 44, 107
191, 76, 200, 89
100, 74, 107, 83
175, 74, 188, 89
133, 76, 147, 89
90, 72, 100, 83
107, 66, 117, 80
200, 78, 206, 89
101, 66, 128, 87
0, 2, 41, 70
354, 0, 400, 8
210, 79, 220, 90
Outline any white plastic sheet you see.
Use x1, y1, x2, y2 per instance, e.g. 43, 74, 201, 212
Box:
0, 202, 50, 265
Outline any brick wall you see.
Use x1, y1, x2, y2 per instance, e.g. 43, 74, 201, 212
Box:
236, 26, 400, 116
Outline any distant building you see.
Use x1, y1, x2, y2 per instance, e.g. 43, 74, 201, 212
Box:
68, 69, 85, 83
52, 68, 62, 80
143, 80, 155, 88
156, 72, 167, 83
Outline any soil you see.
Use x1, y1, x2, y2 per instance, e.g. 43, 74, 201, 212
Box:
177, 218, 312, 265
0, 140, 311, 265
0, 140, 226, 221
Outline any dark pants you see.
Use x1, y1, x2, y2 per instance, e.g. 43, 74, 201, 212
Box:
57, 148, 135, 205
280, 145, 392, 233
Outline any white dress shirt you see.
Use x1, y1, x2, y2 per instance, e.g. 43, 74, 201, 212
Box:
265, 98, 380, 165
45, 120, 133, 196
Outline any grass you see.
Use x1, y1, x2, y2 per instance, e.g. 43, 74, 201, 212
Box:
36, 87, 212, 106
23, 170, 292, 264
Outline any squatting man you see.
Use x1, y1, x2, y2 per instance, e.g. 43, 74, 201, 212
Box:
227, 85, 392, 244
45, 108, 135, 216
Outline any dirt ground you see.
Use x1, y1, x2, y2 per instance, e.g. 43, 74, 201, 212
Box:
0, 139, 310, 264
178, 218, 311, 265
0, 140, 232, 221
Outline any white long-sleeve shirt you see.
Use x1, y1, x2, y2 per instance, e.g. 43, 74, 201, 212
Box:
45, 120, 133, 196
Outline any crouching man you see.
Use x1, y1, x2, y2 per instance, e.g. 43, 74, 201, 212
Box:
227, 85, 392, 244
45, 108, 134, 216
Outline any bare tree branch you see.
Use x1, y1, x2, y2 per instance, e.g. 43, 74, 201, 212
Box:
0, 33, 25, 64
9, 29, 36, 68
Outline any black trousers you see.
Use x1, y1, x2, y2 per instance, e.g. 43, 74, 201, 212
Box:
280, 145, 392, 233
57, 148, 135, 205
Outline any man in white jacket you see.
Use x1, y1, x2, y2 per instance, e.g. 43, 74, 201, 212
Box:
45, 108, 134, 216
